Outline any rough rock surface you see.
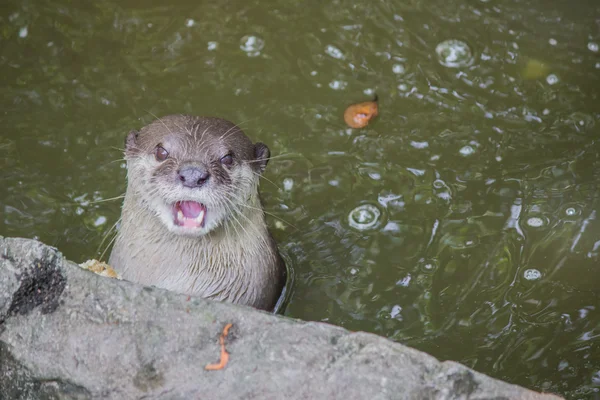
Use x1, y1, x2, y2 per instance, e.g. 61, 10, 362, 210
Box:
0, 237, 562, 400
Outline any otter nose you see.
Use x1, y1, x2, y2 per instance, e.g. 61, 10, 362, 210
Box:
178, 166, 210, 188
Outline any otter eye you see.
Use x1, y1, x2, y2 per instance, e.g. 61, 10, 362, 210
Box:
220, 154, 233, 166
155, 145, 169, 162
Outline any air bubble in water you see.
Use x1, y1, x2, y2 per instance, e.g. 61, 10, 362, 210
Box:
435, 39, 474, 68
526, 217, 545, 228
524, 269, 542, 281
392, 64, 405, 74
348, 204, 381, 231
240, 35, 265, 57
283, 178, 294, 191
433, 179, 445, 189
325, 45, 344, 60
459, 145, 475, 156
564, 112, 595, 133
546, 74, 559, 85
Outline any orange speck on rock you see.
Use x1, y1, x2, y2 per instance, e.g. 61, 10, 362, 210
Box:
344, 96, 379, 128
205, 323, 233, 371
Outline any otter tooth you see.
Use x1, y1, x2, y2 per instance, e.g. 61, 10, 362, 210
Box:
178, 210, 184, 220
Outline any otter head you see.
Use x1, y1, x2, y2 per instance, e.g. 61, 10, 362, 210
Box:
124, 115, 270, 237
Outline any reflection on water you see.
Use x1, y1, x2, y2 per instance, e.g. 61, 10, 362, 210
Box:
1, 0, 599, 397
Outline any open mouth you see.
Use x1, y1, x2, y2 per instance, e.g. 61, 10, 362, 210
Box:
173, 201, 206, 228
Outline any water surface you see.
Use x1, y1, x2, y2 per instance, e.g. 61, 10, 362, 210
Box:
2, 0, 600, 397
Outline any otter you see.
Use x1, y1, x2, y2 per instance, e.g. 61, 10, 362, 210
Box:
108, 115, 286, 311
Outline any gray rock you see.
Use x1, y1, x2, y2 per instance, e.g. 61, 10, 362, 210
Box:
0, 237, 562, 400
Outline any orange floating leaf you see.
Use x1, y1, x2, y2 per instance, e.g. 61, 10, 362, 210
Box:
344, 95, 379, 128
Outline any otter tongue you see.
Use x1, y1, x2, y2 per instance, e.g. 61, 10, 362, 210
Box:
174, 201, 206, 228
179, 201, 203, 219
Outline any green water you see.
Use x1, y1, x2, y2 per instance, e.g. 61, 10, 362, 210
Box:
2, 0, 599, 397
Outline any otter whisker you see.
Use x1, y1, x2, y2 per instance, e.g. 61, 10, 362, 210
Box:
86, 194, 125, 204
219, 189, 269, 244
221, 199, 250, 241
219, 125, 241, 141
98, 221, 120, 262
247, 170, 281, 190
193, 120, 201, 139
245, 153, 296, 164
144, 110, 175, 136
219, 117, 256, 141
106, 158, 129, 166
96, 217, 120, 258
222, 196, 278, 254
227, 191, 299, 231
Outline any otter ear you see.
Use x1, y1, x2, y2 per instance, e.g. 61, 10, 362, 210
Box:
125, 130, 140, 156
254, 142, 270, 173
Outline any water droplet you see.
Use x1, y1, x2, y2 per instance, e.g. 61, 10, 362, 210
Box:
328, 80, 347, 90
390, 305, 402, 319
548, 38, 557, 46
433, 179, 445, 189
419, 259, 438, 272
435, 39, 474, 68
591, 370, 600, 385
283, 178, 294, 191
407, 168, 425, 176
392, 64, 405, 74
19, 26, 28, 38
186, 19, 195, 27
526, 217, 546, 228
557, 360, 569, 372
563, 112, 595, 133
274, 220, 285, 230
207, 41, 218, 51
410, 141, 429, 149
348, 204, 382, 231
565, 207, 577, 216
524, 268, 542, 281
546, 74, 559, 85
325, 45, 344, 60
94, 216, 107, 227
447, 236, 479, 249
240, 35, 264, 57
588, 42, 599, 52
459, 145, 475, 156
396, 274, 411, 287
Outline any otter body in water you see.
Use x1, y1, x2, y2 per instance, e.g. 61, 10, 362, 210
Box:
109, 115, 285, 311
